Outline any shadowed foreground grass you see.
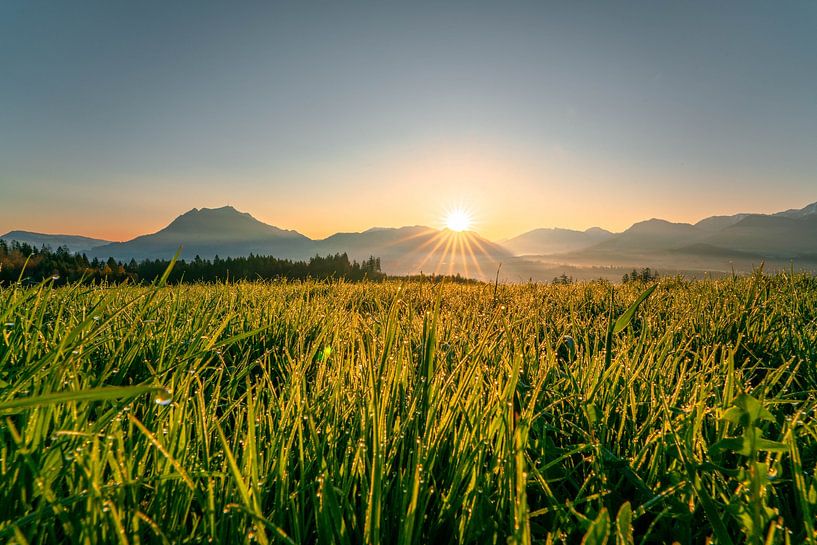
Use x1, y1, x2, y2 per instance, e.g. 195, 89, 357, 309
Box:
1, 273, 816, 544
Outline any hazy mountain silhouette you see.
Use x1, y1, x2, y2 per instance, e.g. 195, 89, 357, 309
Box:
89, 206, 313, 261
5, 199, 816, 280
316, 226, 510, 276
702, 213, 817, 257
694, 214, 749, 232
541, 201, 817, 273
590, 219, 704, 252
774, 201, 817, 219
0, 231, 111, 254
85, 207, 509, 278
502, 227, 612, 255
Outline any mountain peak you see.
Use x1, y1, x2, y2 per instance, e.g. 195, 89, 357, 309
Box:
88, 206, 311, 261
626, 218, 696, 233
502, 225, 614, 256
775, 201, 817, 219
178, 205, 246, 218
166, 205, 278, 234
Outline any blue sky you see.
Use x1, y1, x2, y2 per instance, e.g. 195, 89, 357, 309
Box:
1, 1, 815, 240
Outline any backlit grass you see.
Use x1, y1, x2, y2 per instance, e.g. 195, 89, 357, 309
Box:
1, 273, 816, 544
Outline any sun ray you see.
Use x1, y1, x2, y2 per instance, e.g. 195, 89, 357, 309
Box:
457, 234, 470, 279
405, 205, 490, 280
462, 232, 485, 280
435, 232, 457, 275
448, 234, 460, 276
415, 231, 452, 273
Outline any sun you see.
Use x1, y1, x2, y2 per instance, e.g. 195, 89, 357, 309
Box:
444, 207, 473, 232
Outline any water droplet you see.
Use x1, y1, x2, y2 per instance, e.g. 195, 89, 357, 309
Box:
154, 389, 173, 406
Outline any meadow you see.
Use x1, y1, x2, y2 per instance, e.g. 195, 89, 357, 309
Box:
1, 273, 815, 544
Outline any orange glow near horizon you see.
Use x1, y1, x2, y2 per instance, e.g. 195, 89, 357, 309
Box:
1, 141, 814, 243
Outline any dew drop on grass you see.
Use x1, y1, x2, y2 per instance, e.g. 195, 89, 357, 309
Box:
154, 389, 173, 406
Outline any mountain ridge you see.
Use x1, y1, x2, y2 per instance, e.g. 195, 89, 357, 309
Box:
502, 226, 613, 256
0, 231, 111, 254
3, 199, 816, 279
75, 208, 510, 277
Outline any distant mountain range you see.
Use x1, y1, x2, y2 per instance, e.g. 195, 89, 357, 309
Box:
554, 205, 817, 263
2, 200, 816, 280
502, 227, 613, 255
1, 206, 508, 276
0, 231, 111, 254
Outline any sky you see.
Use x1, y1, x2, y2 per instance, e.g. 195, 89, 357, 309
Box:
1, 1, 816, 241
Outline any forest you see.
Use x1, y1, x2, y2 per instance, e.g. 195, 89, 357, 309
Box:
0, 240, 385, 284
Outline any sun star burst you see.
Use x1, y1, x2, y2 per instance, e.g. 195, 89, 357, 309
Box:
444, 207, 473, 232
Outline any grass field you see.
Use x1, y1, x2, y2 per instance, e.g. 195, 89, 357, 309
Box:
1, 273, 816, 544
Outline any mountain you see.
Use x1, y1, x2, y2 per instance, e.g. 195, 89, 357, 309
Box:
86, 207, 509, 279
5, 199, 816, 280
549, 201, 817, 272
0, 231, 110, 254
695, 202, 817, 231
693, 200, 817, 230
774, 201, 817, 219
694, 214, 749, 232
669, 243, 764, 260
673, 201, 817, 259
702, 213, 817, 257
89, 206, 313, 261
502, 227, 612, 256
591, 219, 703, 253
315, 226, 510, 277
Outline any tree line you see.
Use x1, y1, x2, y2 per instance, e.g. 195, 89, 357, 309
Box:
622, 267, 659, 284
551, 268, 660, 285
0, 240, 385, 285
